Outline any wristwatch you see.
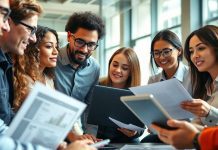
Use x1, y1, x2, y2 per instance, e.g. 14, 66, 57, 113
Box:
192, 133, 201, 150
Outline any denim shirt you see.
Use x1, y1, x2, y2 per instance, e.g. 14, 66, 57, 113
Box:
0, 50, 14, 125
54, 45, 100, 129
55, 45, 100, 104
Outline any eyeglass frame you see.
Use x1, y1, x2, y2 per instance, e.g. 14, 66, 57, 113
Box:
0, 5, 11, 22
70, 33, 98, 51
151, 48, 176, 58
17, 21, 37, 35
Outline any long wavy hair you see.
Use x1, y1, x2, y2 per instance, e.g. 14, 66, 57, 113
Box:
184, 25, 218, 100
13, 25, 59, 111
100, 47, 141, 88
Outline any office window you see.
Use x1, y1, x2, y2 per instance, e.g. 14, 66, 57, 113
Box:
131, 0, 151, 39
157, 0, 181, 30
203, 0, 218, 25
133, 37, 151, 85
105, 14, 120, 48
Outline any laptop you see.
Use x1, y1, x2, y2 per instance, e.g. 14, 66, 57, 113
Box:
87, 85, 144, 128
121, 94, 175, 130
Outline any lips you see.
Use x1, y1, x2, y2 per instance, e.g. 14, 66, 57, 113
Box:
195, 59, 204, 67
49, 57, 57, 62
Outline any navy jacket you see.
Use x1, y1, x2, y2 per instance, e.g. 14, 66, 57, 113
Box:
0, 50, 14, 125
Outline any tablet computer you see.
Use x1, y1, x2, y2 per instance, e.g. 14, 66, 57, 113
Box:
121, 94, 174, 129
87, 85, 144, 128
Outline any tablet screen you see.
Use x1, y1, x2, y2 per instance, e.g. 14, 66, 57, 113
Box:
121, 94, 175, 130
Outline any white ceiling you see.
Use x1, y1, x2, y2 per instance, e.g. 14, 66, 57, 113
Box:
38, 0, 100, 23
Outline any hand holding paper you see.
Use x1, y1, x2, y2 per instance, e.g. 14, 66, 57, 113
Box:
109, 117, 145, 133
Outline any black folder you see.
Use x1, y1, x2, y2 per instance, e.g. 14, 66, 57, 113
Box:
87, 85, 145, 128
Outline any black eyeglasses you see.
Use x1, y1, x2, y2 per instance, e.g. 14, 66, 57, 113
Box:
18, 21, 37, 35
0, 5, 11, 22
151, 48, 175, 58
71, 34, 98, 51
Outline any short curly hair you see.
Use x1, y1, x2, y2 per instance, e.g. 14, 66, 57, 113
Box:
65, 11, 105, 40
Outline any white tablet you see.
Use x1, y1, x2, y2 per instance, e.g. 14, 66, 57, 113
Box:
121, 94, 175, 129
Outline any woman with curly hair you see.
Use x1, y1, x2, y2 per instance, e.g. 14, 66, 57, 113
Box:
13, 25, 59, 111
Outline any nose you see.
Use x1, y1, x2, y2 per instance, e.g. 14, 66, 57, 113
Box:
115, 66, 122, 73
79, 44, 89, 53
192, 50, 199, 58
53, 47, 59, 55
3, 20, 10, 32
29, 33, 37, 43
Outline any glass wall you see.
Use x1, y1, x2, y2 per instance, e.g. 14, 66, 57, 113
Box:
203, 0, 218, 25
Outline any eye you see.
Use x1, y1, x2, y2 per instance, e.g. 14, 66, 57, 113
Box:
75, 39, 85, 45
122, 67, 129, 71
163, 50, 171, 54
87, 42, 97, 47
197, 46, 206, 51
45, 45, 52, 49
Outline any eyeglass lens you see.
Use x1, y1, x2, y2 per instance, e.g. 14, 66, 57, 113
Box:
0, 5, 11, 22
71, 34, 98, 51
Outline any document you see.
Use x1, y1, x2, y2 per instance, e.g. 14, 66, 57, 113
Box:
120, 144, 175, 150
129, 78, 194, 119
109, 117, 145, 132
6, 82, 86, 149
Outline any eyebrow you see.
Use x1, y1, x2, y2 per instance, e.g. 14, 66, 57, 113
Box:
189, 42, 205, 49
113, 61, 129, 66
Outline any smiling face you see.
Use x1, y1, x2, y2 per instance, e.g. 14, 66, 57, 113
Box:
67, 28, 98, 66
153, 40, 181, 72
1, 15, 38, 54
189, 35, 218, 77
109, 53, 130, 88
39, 31, 58, 70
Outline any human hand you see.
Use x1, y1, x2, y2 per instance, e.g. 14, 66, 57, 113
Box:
67, 132, 101, 143
57, 142, 67, 150
181, 99, 211, 117
117, 128, 137, 137
64, 140, 96, 150
150, 119, 199, 149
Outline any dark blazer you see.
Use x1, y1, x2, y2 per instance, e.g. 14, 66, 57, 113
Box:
0, 50, 14, 125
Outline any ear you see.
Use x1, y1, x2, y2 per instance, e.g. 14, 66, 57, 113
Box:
178, 49, 182, 56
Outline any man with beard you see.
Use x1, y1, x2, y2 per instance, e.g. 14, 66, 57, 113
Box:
54, 12, 105, 142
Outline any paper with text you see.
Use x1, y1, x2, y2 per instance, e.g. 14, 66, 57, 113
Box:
6, 82, 86, 149
130, 78, 194, 119
109, 117, 145, 132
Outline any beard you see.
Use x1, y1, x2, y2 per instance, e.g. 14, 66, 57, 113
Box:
69, 49, 90, 66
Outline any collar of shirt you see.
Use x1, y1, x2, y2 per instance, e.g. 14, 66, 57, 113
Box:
160, 62, 188, 82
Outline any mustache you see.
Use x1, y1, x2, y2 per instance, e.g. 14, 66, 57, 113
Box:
74, 50, 87, 55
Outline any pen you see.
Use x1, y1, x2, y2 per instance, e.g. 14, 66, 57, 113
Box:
90, 139, 110, 148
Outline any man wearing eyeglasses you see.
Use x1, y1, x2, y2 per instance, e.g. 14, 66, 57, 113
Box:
0, 0, 42, 126
54, 12, 105, 141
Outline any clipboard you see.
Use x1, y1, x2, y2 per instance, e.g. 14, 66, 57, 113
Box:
87, 85, 144, 128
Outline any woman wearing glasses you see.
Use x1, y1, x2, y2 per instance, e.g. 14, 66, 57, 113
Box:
142, 30, 190, 143
97, 47, 143, 143
148, 29, 189, 87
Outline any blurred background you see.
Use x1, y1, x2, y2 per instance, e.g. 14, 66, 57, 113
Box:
38, 0, 218, 85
